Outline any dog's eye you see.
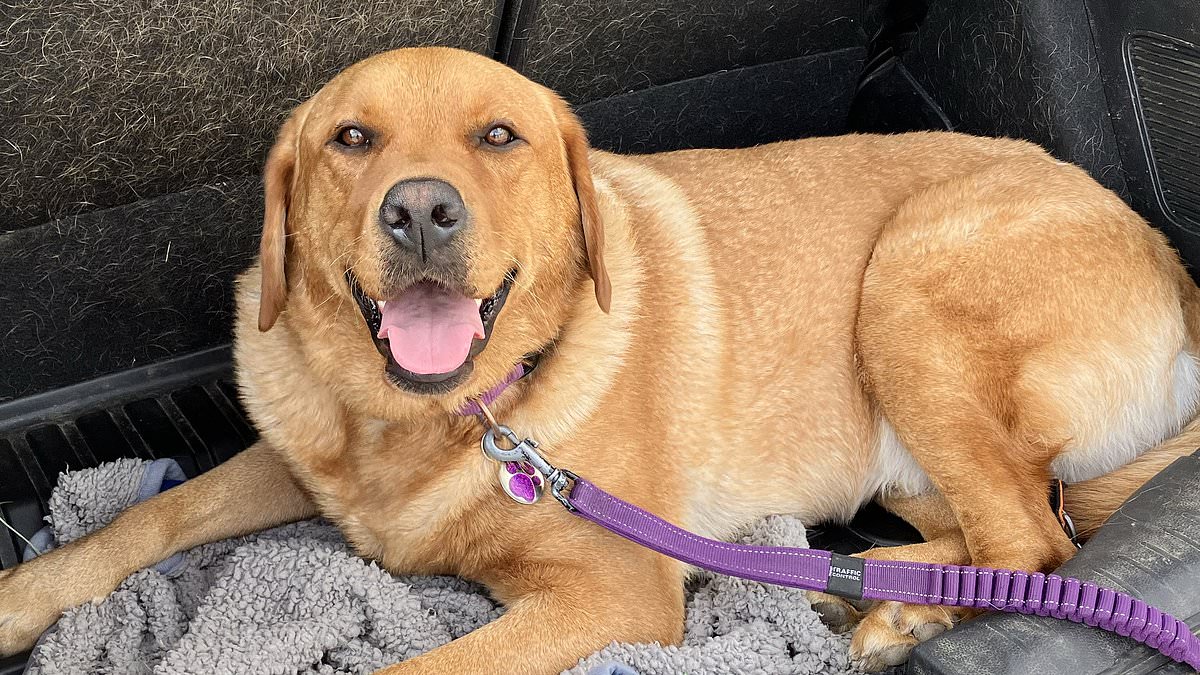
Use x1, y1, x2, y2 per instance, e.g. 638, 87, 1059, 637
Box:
484, 125, 516, 147
336, 126, 369, 148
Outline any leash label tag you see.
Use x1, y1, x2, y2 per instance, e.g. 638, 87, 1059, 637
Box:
826, 553, 865, 600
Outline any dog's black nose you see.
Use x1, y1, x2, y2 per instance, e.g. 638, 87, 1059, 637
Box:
379, 179, 468, 260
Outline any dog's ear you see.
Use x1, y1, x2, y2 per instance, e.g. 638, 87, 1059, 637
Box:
556, 101, 611, 314
258, 103, 310, 332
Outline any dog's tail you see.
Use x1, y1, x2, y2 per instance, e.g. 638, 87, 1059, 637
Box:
1066, 273, 1200, 538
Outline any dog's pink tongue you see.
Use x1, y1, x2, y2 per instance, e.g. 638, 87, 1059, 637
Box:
378, 282, 484, 375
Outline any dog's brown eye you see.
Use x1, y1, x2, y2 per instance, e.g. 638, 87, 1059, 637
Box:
337, 127, 368, 147
484, 125, 515, 147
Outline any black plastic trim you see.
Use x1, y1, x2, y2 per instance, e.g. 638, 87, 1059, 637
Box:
0, 346, 233, 436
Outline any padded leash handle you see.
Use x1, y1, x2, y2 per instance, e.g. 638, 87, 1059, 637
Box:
565, 478, 1200, 670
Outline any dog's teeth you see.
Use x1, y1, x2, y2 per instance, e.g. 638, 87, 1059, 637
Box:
474, 298, 483, 308
377, 300, 386, 310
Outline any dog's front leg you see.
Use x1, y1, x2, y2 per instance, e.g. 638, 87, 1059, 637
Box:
0, 441, 315, 655
378, 555, 685, 675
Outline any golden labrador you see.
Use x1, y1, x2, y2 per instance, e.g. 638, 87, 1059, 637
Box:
3, 47, 1199, 672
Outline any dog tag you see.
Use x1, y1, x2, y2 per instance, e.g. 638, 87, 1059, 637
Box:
498, 461, 545, 505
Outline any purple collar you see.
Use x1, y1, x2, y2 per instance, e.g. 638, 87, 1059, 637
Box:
455, 361, 531, 417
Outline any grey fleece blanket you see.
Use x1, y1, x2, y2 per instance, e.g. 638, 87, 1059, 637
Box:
24, 458, 858, 675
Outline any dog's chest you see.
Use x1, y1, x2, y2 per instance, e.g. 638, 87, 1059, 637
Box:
309, 428, 517, 576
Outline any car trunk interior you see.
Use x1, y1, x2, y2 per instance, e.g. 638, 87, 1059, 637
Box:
2, 0, 1199, 672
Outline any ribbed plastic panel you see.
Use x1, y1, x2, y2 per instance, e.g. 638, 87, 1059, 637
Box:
1128, 32, 1200, 229
0, 346, 255, 570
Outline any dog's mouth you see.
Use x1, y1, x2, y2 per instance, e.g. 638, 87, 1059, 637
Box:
347, 269, 517, 393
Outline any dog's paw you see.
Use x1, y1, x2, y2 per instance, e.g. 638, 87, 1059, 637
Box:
807, 591, 875, 633
0, 564, 70, 656
850, 601, 963, 672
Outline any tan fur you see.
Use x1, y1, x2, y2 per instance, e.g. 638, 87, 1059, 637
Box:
3, 48, 1199, 672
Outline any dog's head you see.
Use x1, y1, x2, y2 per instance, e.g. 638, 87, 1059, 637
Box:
256, 48, 609, 403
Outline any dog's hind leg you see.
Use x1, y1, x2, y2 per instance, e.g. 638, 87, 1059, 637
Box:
853, 159, 1163, 576
844, 157, 1199, 668
856, 311, 1078, 577
0, 441, 315, 656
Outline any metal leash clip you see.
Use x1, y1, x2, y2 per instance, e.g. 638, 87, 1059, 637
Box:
476, 401, 577, 511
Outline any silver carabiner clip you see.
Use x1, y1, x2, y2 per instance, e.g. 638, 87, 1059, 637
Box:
480, 425, 531, 463
480, 425, 546, 504
475, 401, 577, 510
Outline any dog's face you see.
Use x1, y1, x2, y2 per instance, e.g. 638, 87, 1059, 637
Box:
256, 48, 609, 404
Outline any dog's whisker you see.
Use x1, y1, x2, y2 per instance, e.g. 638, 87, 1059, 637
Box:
311, 291, 340, 311
331, 233, 368, 267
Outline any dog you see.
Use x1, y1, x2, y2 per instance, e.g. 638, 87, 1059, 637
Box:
3, 46, 1199, 673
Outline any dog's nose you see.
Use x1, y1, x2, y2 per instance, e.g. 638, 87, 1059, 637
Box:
379, 179, 468, 259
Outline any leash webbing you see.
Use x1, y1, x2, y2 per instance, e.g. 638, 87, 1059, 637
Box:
565, 478, 1200, 669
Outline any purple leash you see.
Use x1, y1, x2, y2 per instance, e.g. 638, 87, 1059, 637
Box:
567, 479, 1200, 670
467, 372, 1200, 670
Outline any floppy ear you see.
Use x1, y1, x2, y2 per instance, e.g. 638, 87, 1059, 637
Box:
556, 103, 611, 314
257, 105, 308, 332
